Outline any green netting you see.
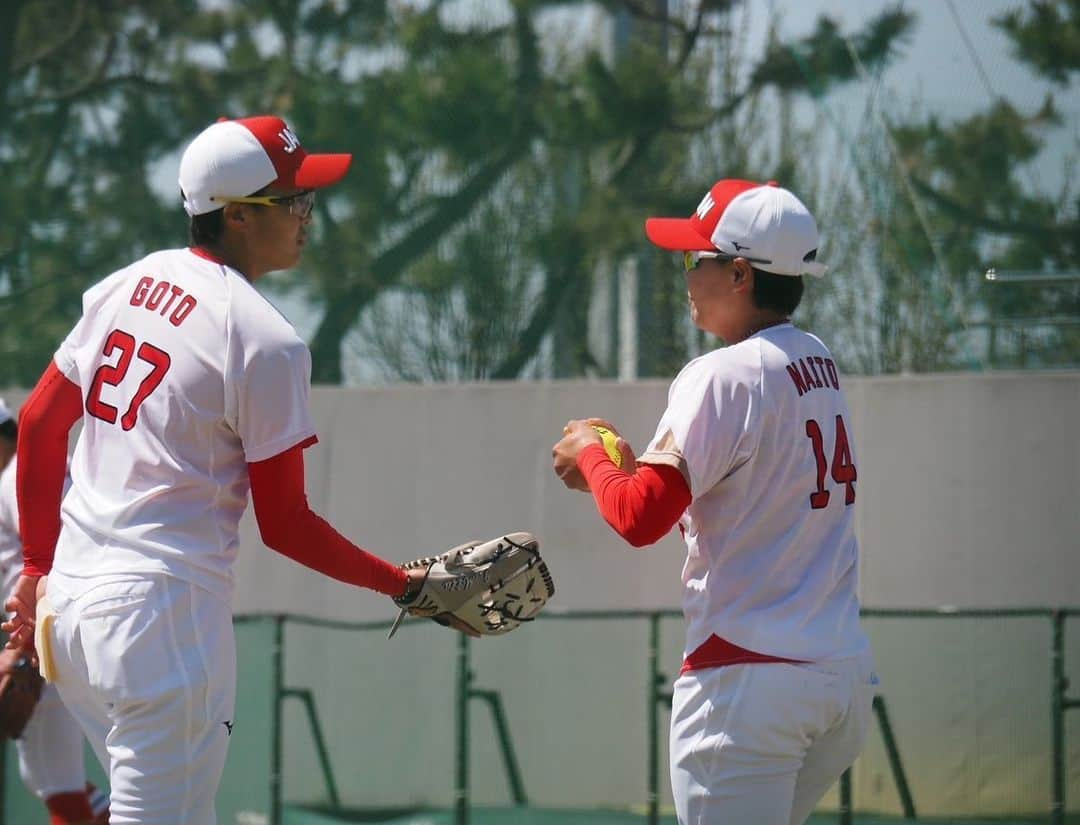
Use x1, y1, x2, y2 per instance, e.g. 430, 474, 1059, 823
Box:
279, 804, 1072, 825
219, 616, 278, 824
228, 610, 1080, 825
3, 610, 1078, 824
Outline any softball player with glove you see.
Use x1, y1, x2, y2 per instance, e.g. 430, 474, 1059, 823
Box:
0, 400, 109, 825
553, 180, 876, 825
2, 116, 467, 824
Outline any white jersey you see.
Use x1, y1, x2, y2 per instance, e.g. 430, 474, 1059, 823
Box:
0, 460, 23, 598
640, 323, 869, 662
0, 459, 76, 598
50, 248, 316, 602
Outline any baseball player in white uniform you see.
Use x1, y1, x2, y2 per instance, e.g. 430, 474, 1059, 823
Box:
553, 179, 877, 824
3, 115, 439, 824
0, 400, 109, 825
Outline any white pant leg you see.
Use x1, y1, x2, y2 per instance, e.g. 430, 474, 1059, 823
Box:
15, 683, 89, 799
45, 581, 113, 777
788, 656, 877, 825
48, 574, 237, 825
670, 659, 873, 825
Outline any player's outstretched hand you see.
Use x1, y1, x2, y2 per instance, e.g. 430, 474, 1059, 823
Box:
2, 575, 42, 650
400, 567, 481, 638
389, 533, 553, 639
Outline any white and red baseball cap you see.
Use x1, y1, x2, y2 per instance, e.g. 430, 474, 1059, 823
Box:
178, 116, 352, 216
645, 179, 827, 277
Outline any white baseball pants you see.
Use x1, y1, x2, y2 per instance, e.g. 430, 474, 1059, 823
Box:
670, 656, 876, 825
16, 682, 89, 799
45, 574, 236, 825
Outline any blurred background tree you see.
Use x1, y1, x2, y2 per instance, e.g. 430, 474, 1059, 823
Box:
796, 0, 1079, 373
0, 0, 1075, 385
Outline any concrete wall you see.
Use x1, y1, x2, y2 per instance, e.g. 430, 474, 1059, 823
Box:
232, 371, 1080, 617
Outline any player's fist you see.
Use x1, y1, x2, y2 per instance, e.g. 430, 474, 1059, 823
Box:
584, 418, 636, 474
553, 418, 634, 492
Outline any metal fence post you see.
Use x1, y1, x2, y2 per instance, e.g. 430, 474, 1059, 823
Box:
471, 690, 528, 804
455, 632, 471, 825
1052, 610, 1066, 825
873, 696, 916, 818
270, 615, 285, 825
648, 613, 661, 825
838, 768, 852, 825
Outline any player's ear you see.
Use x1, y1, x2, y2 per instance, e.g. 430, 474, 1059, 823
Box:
221, 203, 248, 231
731, 259, 753, 292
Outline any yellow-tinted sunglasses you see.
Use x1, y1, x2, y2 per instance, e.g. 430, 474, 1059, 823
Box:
683, 249, 773, 272
683, 251, 730, 273
212, 190, 315, 218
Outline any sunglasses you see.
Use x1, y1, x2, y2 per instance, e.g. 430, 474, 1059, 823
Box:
683, 250, 773, 273
212, 190, 316, 218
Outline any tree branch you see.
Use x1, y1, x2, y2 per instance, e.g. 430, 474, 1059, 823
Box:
11, 0, 88, 74
909, 174, 1080, 240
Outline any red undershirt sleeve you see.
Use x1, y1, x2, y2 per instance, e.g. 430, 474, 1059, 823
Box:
576, 443, 692, 548
248, 444, 408, 597
18, 362, 84, 577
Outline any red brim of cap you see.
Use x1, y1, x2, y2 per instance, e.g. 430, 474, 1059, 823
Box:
295, 153, 353, 190
644, 218, 716, 252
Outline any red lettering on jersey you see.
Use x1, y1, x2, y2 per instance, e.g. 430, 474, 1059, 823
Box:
805, 419, 830, 509
128, 277, 198, 327
786, 363, 808, 396
807, 357, 825, 388
145, 281, 169, 311
159, 284, 184, 316
170, 295, 197, 326
86, 328, 173, 430
130, 276, 153, 307
824, 359, 840, 389
86, 330, 136, 425
805, 414, 858, 509
831, 415, 857, 504
800, 359, 817, 389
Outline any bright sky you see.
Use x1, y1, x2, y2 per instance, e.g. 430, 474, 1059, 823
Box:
757, 0, 1078, 195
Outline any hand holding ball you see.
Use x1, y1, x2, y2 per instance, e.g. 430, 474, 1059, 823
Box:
591, 425, 623, 468
553, 419, 633, 492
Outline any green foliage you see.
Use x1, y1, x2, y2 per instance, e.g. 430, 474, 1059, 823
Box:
994, 0, 1080, 84
2, 0, 1073, 385
752, 8, 915, 94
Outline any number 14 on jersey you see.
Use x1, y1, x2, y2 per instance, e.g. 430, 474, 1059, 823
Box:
805, 415, 857, 509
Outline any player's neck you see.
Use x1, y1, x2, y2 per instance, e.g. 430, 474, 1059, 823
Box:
728, 312, 788, 344
203, 238, 267, 283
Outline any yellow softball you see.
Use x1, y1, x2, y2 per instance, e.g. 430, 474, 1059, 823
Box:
591, 425, 623, 468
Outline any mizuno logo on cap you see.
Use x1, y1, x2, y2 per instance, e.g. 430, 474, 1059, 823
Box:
279, 126, 301, 154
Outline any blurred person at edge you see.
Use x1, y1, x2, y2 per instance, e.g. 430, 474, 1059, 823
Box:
0, 399, 108, 825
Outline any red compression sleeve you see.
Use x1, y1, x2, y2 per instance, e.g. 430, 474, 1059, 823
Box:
577, 443, 692, 547
18, 362, 84, 577
248, 444, 409, 597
